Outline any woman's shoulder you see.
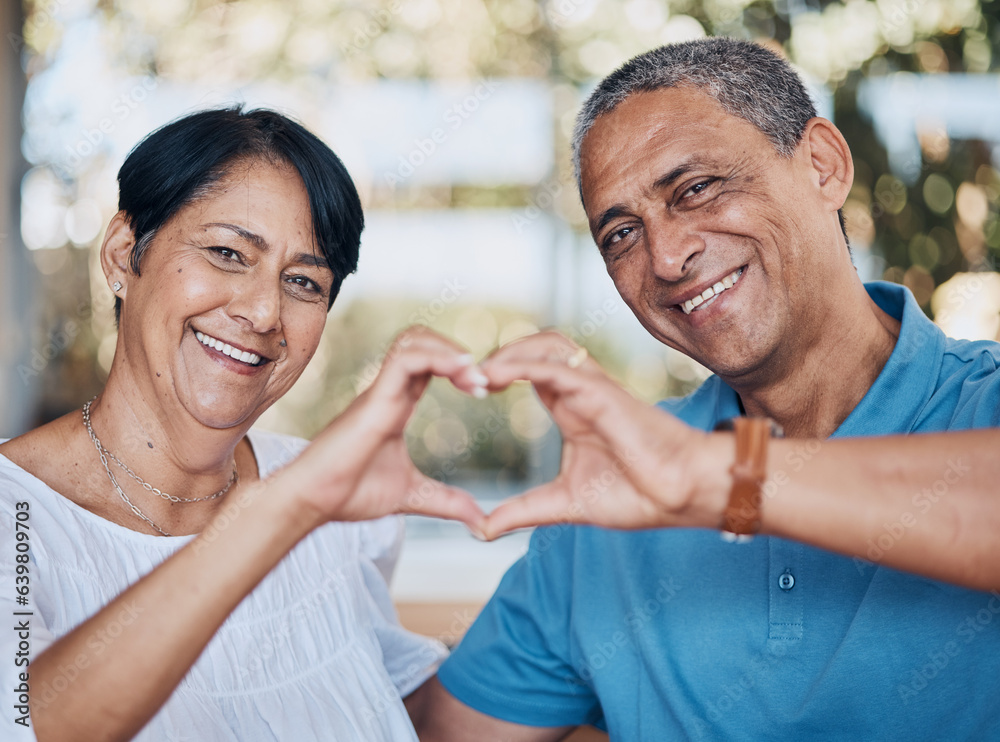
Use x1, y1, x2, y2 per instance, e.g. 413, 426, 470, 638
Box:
246, 428, 310, 478
0, 418, 78, 508
0, 447, 47, 509
0, 412, 125, 524
0, 412, 77, 476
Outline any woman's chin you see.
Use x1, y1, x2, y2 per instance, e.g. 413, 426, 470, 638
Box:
184, 394, 262, 431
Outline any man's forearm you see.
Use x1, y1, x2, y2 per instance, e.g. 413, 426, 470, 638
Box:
732, 430, 1000, 591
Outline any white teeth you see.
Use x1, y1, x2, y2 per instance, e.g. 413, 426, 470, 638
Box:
680, 267, 745, 315
195, 331, 262, 366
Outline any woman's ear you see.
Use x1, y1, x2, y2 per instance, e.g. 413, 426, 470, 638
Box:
100, 211, 135, 299
801, 117, 854, 212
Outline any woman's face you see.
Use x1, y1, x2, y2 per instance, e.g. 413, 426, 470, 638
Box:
115, 160, 334, 430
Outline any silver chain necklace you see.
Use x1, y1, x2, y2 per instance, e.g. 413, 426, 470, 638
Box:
82, 398, 238, 537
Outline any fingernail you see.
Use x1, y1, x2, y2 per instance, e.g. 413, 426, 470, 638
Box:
457, 353, 475, 366
469, 371, 489, 387
468, 525, 487, 541
472, 385, 488, 399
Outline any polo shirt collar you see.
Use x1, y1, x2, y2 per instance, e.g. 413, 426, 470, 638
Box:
707, 282, 945, 437
832, 281, 945, 438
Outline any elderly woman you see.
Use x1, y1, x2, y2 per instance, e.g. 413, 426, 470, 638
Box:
0, 107, 487, 742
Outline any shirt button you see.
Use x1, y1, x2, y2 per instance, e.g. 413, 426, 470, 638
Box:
778, 570, 795, 591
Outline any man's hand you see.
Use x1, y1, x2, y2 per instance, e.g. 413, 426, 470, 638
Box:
479, 331, 732, 539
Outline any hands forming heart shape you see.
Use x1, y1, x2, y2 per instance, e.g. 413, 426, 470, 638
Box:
282, 326, 734, 540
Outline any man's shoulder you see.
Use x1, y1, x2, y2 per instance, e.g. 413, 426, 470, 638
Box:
940, 333, 1000, 367
918, 333, 1000, 430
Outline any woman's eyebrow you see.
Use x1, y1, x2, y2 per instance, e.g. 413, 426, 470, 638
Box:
294, 252, 330, 270
203, 222, 268, 250
203, 222, 329, 270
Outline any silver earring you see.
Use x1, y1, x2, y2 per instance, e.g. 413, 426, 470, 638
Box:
279, 340, 287, 347
112, 281, 123, 292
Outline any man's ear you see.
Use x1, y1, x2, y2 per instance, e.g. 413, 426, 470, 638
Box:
100, 211, 135, 299
800, 117, 854, 212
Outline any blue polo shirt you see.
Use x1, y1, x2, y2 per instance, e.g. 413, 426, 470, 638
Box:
438, 282, 1000, 739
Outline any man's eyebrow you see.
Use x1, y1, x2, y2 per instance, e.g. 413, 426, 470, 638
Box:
592, 161, 705, 235
594, 205, 632, 235
652, 162, 698, 191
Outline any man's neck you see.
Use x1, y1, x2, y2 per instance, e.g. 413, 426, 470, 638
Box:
731, 281, 901, 439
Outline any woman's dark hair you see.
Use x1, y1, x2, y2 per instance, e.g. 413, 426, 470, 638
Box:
115, 105, 363, 320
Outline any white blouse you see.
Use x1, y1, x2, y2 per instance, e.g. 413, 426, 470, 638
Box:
0, 429, 446, 741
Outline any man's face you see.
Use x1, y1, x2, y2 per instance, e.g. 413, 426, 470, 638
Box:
580, 86, 840, 382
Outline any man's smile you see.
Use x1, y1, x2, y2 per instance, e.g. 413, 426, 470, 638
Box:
676, 266, 746, 315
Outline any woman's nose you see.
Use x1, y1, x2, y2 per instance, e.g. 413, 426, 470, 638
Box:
227, 276, 281, 334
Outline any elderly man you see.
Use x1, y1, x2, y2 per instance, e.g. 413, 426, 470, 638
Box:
406, 38, 1000, 739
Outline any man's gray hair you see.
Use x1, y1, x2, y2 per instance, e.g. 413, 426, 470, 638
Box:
571, 38, 818, 193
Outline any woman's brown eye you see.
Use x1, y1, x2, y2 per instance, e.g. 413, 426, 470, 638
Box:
211, 247, 239, 261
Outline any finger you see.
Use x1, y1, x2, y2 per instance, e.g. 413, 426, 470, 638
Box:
377, 337, 487, 401
481, 330, 581, 369
400, 475, 488, 535
483, 357, 598, 407
452, 362, 491, 399
485, 358, 688, 461
482, 482, 581, 539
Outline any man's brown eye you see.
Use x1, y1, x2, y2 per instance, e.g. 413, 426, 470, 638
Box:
610, 227, 632, 244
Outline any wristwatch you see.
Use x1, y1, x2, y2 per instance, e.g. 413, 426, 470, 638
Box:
713, 417, 783, 543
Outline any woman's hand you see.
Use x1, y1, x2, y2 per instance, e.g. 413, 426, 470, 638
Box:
277, 326, 489, 534
479, 332, 732, 539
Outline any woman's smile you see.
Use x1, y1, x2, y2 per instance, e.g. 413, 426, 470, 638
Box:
194, 330, 266, 367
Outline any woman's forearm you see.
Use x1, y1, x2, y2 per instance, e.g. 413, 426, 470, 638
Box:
750, 430, 1000, 591
29, 477, 318, 742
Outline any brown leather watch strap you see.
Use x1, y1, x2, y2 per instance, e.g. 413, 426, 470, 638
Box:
720, 417, 773, 538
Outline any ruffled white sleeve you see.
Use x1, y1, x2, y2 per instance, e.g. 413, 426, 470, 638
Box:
359, 516, 448, 697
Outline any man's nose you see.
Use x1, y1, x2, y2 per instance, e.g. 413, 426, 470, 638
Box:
646, 216, 705, 283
